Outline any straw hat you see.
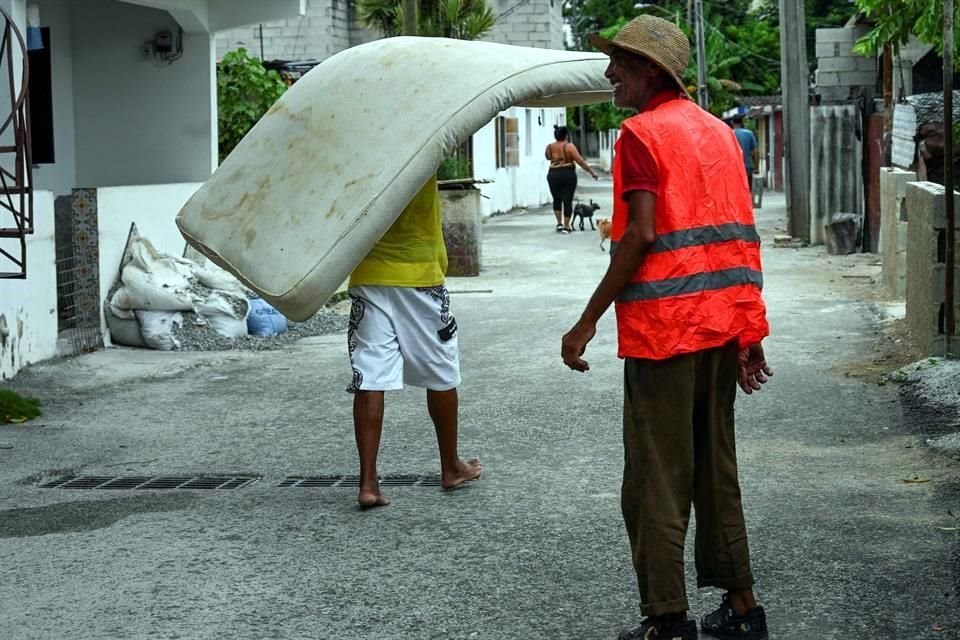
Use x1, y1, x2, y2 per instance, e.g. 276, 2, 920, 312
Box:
587, 14, 690, 95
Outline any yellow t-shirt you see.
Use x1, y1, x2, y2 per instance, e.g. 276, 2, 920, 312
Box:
348, 176, 447, 288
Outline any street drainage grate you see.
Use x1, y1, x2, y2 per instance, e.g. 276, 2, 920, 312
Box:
278, 474, 442, 488
38, 475, 259, 490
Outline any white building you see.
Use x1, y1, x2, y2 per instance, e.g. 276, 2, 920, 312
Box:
0, 0, 304, 379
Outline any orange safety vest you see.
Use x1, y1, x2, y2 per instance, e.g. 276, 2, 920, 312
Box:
611, 98, 769, 360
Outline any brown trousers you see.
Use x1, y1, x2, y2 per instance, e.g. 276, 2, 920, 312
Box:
621, 341, 754, 617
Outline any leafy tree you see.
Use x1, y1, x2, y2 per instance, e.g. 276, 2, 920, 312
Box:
752, 0, 852, 54
852, 0, 959, 67
217, 49, 288, 162
356, 0, 495, 40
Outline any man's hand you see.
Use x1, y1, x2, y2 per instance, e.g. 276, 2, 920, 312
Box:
562, 321, 596, 372
738, 343, 772, 394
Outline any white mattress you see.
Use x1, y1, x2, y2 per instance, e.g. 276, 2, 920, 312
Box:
176, 36, 611, 320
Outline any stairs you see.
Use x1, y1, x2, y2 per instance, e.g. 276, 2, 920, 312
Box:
0, 7, 32, 279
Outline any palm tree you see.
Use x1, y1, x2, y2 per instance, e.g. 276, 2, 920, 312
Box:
356, 0, 496, 41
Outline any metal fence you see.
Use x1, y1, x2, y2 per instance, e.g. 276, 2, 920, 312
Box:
809, 104, 864, 246
54, 193, 101, 356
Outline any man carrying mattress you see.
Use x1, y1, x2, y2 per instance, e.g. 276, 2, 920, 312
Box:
346, 175, 482, 509
560, 15, 773, 640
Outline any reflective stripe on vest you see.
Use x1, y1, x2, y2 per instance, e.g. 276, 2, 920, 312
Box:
608, 222, 760, 258
617, 267, 763, 302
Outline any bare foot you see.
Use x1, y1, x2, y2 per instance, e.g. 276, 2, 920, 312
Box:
358, 488, 390, 509
441, 458, 482, 491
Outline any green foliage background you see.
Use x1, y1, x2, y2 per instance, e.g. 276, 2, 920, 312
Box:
217, 49, 288, 162
564, 0, 854, 133
356, 0, 496, 40
852, 0, 959, 68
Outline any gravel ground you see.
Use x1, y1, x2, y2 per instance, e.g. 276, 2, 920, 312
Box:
898, 357, 960, 458
171, 304, 349, 351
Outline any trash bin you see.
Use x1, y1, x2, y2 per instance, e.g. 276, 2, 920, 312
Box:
439, 184, 483, 277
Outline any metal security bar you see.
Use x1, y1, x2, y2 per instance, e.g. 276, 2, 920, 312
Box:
55, 235, 102, 356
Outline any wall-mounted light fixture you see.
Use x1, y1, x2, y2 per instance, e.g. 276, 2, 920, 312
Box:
26, 4, 42, 51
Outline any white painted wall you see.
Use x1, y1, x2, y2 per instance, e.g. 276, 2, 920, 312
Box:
598, 129, 618, 172
31, 0, 77, 196
71, 0, 216, 187
471, 106, 567, 217
95, 182, 202, 343
0, 190, 58, 380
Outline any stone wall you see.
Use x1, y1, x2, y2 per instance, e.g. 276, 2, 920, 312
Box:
880, 168, 915, 298
905, 181, 960, 355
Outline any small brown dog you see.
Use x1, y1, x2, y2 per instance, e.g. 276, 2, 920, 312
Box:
597, 218, 612, 251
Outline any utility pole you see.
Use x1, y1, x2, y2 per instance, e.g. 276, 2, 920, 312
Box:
402, 0, 417, 36
693, 0, 709, 109
945, 0, 955, 354
882, 42, 893, 163
778, 0, 810, 242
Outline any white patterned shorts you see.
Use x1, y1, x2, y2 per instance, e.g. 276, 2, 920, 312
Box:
346, 285, 461, 392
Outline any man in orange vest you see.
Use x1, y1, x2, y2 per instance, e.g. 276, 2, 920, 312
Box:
561, 15, 773, 640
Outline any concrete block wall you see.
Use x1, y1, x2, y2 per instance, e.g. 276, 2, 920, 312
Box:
217, 0, 566, 61
484, 0, 564, 50
880, 167, 915, 298
216, 0, 352, 61
814, 26, 877, 103
905, 181, 960, 355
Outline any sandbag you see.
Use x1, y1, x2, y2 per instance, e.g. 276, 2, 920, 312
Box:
247, 298, 288, 337
109, 236, 250, 342
176, 37, 611, 321
105, 307, 147, 349
136, 311, 183, 351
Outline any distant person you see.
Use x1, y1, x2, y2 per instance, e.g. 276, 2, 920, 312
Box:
732, 115, 758, 189
346, 175, 481, 509
545, 125, 599, 234
562, 15, 772, 640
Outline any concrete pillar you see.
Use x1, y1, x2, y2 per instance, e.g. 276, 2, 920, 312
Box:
440, 187, 482, 277
905, 181, 960, 355
879, 167, 915, 298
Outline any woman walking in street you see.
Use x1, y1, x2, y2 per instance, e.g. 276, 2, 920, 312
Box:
546, 125, 598, 234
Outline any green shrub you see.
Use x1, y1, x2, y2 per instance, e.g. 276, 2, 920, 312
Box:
217, 49, 288, 162
438, 154, 473, 180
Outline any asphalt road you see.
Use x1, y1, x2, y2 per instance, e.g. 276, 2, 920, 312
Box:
1, 184, 957, 640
